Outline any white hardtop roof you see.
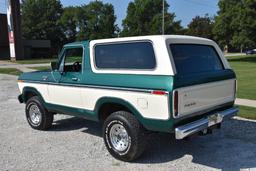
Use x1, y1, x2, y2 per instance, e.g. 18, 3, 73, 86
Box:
90, 35, 213, 44
89, 34, 230, 75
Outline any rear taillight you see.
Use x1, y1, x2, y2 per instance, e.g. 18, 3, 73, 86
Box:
174, 91, 179, 117
151, 90, 168, 95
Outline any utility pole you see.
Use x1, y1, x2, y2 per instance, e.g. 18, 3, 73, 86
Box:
162, 0, 165, 35
6, 0, 24, 61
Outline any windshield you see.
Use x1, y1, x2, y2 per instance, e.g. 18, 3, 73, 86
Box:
169, 44, 224, 75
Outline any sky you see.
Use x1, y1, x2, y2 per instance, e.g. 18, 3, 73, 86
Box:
0, 0, 6, 13
0, 0, 219, 28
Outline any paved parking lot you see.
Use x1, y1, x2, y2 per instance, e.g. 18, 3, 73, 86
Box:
0, 74, 256, 171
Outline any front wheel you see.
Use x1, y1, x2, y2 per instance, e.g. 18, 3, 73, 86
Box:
25, 96, 53, 130
103, 111, 147, 161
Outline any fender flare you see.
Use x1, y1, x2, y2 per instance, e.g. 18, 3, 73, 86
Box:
21, 86, 45, 103
94, 97, 148, 127
94, 97, 173, 132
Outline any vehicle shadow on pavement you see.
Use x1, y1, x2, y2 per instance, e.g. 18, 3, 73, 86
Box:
49, 116, 256, 170
50, 116, 102, 137
136, 118, 256, 171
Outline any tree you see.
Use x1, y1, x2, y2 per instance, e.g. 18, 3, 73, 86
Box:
186, 15, 214, 39
21, 0, 64, 50
231, 0, 256, 51
59, 7, 80, 43
213, 0, 256, 51
76, 1, 118, 40
121, 0, 182, 36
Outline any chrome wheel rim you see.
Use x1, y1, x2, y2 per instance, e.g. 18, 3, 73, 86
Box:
109, 123, 129, 152
29, 104, 41, 125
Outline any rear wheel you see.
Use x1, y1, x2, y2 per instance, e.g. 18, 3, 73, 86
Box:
103, 111, 147, 161
25, 96, 53, 130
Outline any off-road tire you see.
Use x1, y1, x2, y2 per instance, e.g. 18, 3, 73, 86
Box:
103, 111, 147, 161
25, 96, 53, 130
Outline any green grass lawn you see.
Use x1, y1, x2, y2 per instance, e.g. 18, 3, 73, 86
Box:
238, 105, 256, 120
12, 55, 79, 65
28, 66, 50, 71
14, 58, 56, 64
0, 68, 22, 76
227, 54, 256, 100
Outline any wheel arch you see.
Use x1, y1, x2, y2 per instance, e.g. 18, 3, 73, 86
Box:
22, 86, 45, 103
95, 97, 143, 123
95, 97, 174, 132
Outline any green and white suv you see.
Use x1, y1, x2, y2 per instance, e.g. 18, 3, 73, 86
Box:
18, 35, 239, 161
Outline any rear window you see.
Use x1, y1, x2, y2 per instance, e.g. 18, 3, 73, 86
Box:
170, 44, 224, 75
94, 42, 156, 69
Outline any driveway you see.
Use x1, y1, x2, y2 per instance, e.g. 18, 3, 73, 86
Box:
0, 74, 255, 171
0, 60, 50, 72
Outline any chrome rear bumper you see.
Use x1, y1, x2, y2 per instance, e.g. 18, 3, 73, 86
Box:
175, 107, 239, 140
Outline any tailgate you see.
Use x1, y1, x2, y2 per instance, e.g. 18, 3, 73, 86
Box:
174, 79, 236, 118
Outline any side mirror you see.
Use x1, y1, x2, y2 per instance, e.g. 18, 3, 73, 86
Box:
50, 61, 57, 71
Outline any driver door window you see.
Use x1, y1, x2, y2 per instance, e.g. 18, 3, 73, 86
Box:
60, 47, 83, 73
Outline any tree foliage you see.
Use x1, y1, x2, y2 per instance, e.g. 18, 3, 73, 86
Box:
76, 1, 118, 40
213, 0, 256, 50
121, 0, 182, 36
22, 0, 256, 53
21, 0, 118, 48
21, 0, 64, 50
186, 15, 214, 39
59, 6, 79, 43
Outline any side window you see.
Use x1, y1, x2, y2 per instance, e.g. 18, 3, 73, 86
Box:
60, 47, 83, 72
94, 42, 156, 69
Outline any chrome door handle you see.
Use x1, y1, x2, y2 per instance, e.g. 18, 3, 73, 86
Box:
72, 77, 78, 81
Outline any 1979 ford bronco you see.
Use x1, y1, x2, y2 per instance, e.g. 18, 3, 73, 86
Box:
18, 35, 239, 161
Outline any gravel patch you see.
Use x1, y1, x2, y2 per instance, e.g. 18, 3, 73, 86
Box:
0, 74, 256, 171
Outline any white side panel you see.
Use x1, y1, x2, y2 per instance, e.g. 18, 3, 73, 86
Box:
176, 79, 235, 117
80, 88, 169, 120
18, 82, 49, 101
48, 85, 83, 109
19, 83, 170, 120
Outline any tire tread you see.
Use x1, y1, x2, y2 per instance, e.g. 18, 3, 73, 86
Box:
103, 111, 147, 161
26, 96, 53, 130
